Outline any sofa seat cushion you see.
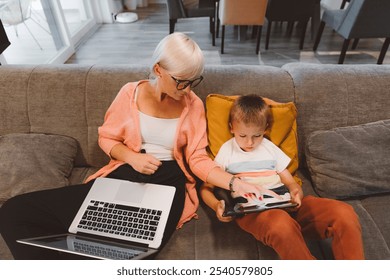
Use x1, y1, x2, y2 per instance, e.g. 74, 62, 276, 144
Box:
156, 204, 277, 259
68, 167, 101, 186
0, 133, 78, 204
206, 94, 300, 180
347, 198, 390, 259
305, 119, 390, 199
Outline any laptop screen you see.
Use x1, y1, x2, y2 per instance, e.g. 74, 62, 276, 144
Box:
18, 233, 157, 260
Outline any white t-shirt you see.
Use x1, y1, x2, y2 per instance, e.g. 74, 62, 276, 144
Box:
214, 137, 291, 191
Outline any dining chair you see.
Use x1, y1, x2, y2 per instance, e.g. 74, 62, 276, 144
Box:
313, 0, 390, 64
165, 0, 216, 46
264, 0, 321, 50
218, 0, 268, 54
0, 19, 11, 56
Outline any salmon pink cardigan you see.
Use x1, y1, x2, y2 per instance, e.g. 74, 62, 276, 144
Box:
86, 81, 217, 228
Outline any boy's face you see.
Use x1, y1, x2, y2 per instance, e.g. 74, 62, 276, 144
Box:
230, 120, 265, 152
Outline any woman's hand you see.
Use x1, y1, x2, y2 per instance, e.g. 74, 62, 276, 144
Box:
233, 179, 282, 201
128, 152, 162, 175
110, 144, 161, 175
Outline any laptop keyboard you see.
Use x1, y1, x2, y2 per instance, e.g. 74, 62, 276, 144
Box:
77, 200, 162, 242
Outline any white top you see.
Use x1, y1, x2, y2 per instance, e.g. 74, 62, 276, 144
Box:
139, 110, 179, 160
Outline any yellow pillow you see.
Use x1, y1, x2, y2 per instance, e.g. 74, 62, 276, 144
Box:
206, 94, 301, 184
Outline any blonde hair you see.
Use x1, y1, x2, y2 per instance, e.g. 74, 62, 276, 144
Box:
150, 32, 204, 80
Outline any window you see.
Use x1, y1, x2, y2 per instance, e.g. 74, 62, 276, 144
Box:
0, 0, 98, 64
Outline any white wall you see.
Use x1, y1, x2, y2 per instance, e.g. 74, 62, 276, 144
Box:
97, 0, 123, 23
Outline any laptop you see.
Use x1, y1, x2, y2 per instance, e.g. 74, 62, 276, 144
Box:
17, 177, 176, 260
214, 185, 297, 217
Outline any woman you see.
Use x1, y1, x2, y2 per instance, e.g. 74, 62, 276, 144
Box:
0, 33, 275, 259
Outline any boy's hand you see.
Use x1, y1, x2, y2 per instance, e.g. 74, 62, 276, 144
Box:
278, 169, 304, 211
283, 188, 302, 212
290, 188, 302, 208
216, 200, 233, 223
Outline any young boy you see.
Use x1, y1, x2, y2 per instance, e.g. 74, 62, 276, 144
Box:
201, 94, 365, 260
212, 94, 302, 208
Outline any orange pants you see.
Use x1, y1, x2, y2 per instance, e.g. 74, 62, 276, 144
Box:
235, 195, 364, 260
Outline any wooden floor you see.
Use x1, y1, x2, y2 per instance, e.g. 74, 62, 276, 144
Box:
66, 4, 389, 66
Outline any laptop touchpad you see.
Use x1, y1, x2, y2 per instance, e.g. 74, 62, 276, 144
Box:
115, 183, 145, 204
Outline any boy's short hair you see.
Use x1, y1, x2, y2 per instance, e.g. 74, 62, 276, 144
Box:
229, 94, 271, 129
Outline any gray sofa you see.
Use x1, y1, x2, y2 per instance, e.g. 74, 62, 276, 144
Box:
0, 63, 389, 260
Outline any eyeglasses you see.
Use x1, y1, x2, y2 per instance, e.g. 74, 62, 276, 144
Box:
170, 75, 204, 90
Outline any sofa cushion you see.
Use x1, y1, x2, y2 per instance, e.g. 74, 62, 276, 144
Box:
205, 94, 299, 179
0, 133, 78, 204
305, 119, 390, 199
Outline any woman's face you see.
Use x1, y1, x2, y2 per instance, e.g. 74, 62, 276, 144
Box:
155, 64, 201, 100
